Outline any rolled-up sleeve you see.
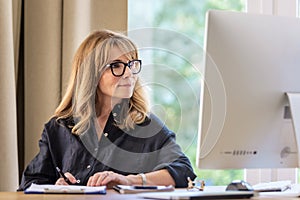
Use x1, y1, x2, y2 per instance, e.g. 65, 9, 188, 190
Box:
153, 128, 197, 188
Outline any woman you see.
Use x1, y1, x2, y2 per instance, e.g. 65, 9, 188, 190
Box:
18, 30, 196, 190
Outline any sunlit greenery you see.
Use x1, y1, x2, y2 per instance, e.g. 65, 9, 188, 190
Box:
129, 0, 245, 186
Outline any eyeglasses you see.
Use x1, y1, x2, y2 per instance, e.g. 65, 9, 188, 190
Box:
105, 59, 142, 77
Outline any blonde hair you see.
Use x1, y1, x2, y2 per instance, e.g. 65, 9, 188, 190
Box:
54, 30, 149, 135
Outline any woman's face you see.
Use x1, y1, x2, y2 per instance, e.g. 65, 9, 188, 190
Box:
98, 47, 138, 102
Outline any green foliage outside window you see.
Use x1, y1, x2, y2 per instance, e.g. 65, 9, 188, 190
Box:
129, 0, 245, 186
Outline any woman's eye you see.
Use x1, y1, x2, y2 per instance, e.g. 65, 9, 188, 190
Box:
111, 63, 123, 68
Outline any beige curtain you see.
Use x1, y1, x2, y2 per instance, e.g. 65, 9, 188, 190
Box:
0, 0, 127, 191
0, 0, 20, 192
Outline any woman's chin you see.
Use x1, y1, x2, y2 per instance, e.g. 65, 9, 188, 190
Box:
113, 91, 133, 99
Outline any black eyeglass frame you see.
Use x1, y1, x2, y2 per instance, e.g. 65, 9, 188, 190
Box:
105, 59, 142, 77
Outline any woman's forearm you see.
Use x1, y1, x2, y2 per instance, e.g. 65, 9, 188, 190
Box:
127, 169, 175, 186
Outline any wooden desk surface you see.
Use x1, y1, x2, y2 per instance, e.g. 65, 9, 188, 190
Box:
0, 190, 143, 200
0, 190, 299, 200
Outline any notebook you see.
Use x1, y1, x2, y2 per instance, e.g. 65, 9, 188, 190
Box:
24, 183, 106, 194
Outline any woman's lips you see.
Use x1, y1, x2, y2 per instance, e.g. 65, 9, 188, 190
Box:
118, 83, 132, 87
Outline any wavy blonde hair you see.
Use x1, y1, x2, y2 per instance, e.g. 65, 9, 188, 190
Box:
54, 30, 149, 135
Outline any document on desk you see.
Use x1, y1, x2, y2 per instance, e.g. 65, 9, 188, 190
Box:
257, 184, 300, 198
113, 185, 174, 194
138, 190, 254, 199
24, 183, 106, 194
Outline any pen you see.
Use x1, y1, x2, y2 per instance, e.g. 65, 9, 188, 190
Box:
56, 167, 76, 185
133, 186, 158, 189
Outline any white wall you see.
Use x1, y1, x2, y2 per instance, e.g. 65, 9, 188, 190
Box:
247, 0, 298, 17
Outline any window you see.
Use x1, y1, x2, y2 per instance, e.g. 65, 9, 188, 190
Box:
128, 0, 245, 186
298, 0, 300, 17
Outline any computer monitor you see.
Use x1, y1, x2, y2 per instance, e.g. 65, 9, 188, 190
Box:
197, 10, 300, 169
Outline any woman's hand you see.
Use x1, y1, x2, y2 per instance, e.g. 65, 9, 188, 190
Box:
55, 172, 78, 185
87, 171, 131, 188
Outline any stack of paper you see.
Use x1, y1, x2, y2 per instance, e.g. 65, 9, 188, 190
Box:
24, 183, 106, 194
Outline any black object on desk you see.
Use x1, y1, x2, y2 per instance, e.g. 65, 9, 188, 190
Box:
226, 180, 254, 191
113, 185, 174, 194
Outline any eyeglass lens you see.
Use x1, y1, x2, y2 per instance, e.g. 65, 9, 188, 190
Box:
110, 60, 141, 76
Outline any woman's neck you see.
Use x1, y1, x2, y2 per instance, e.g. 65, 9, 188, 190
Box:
97, 97, 121, 117
95, 96, 121, 137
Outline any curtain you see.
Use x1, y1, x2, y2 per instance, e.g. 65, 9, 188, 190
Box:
0, 0, 20, 191
0, 0, 127, 191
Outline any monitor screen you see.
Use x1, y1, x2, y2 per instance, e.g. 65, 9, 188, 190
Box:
197, 10, 300, 169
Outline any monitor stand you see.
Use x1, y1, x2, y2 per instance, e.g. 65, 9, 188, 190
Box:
286, 93, 300, 167
245, 93, 300, 185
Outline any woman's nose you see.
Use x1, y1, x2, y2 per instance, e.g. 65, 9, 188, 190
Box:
122, 65, 133, 78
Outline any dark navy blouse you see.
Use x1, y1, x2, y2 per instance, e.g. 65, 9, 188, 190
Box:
18, 111, 196, 190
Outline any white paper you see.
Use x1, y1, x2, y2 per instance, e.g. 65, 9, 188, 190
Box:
24, 183, 106, 194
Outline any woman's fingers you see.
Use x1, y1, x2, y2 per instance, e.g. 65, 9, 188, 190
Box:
87, 171, 124, 187
55, 177, 68, 185
95, 172, 110, 186
55, 172, 78, 185
87, 171, 109, 186
65, 172, 79, 184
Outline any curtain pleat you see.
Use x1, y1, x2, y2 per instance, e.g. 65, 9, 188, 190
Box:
24, 0, 63, 166
0, 0, 20, 191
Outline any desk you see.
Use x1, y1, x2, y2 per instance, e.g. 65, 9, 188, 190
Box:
0, 190, 141, 200
0, 190, 299, 200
